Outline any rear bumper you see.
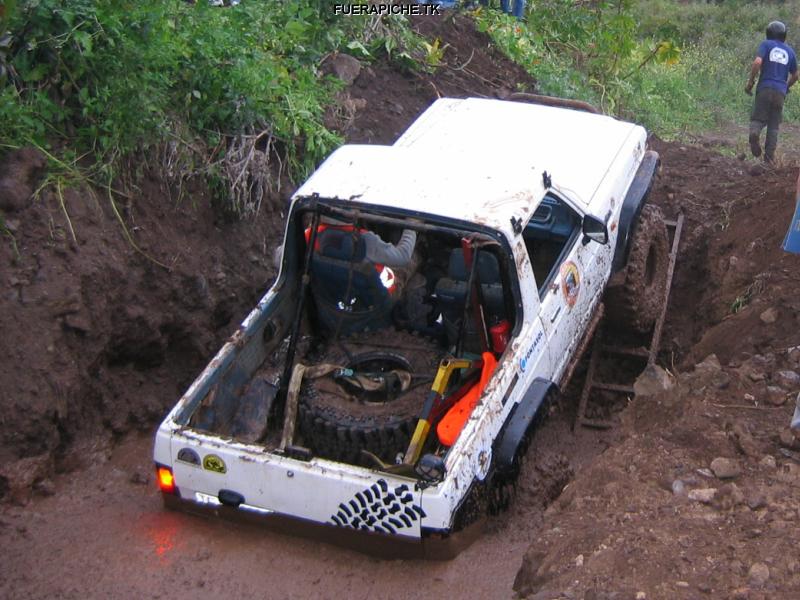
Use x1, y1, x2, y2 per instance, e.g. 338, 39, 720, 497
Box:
162, 493, 481, 560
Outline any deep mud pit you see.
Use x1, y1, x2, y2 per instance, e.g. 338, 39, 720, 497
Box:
3, 11, 800, 600
0, 415, 610, 599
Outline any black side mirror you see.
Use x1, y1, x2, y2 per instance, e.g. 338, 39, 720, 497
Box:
582, 214, 609, 245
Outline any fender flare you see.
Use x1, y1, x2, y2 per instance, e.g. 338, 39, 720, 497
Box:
612, 150, 660, 272
492, 377, 557, 479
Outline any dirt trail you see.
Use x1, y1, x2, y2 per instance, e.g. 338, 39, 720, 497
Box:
0, 411, 615, 599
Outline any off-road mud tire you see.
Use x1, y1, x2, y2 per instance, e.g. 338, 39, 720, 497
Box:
605, 204, 669, 333
298, 330, 442, 464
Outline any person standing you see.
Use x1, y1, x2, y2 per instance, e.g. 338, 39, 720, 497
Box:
746, 21, 798, 163
500, 0, 525, 19
479, 0, 525, 19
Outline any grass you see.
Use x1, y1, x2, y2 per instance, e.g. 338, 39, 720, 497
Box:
0, 1, 426, 218
475, 0, 800, 141
730, 274, 769, 314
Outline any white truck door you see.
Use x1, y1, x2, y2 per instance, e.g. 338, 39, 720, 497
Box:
523, 193, 603, 383
512, 239, 553, 383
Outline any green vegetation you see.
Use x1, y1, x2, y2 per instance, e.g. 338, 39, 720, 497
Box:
0, 1, 423, 216
477, 0, 800, 138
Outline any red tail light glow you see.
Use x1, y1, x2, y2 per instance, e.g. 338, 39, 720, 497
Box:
156, 466, 176, 495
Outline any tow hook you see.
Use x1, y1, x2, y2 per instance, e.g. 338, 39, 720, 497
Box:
218, 489, 245, 508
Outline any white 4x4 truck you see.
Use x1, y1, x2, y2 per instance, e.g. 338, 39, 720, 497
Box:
154, 98, 668, 558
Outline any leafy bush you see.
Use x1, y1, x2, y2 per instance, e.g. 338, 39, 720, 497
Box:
0, 1, 423, 215
475, 0, 800, 139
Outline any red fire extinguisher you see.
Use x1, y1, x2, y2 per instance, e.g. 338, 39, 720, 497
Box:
489, 319, 510, 355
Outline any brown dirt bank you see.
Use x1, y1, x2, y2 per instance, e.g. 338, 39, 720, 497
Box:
0, 162, 282, 502
2, 7, 800, 600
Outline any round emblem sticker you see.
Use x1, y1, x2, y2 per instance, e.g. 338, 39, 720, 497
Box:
560, 261, 580, 308
202, 454, 227, 474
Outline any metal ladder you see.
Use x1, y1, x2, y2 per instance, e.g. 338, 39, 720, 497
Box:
575, 213, 685, 429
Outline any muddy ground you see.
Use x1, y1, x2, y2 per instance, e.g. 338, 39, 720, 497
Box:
2, 11, 800, 600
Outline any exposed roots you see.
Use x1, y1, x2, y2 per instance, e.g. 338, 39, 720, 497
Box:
215, 128, 277, 218
156, 123, 280, 219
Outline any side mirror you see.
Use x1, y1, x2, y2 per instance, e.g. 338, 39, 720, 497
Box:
582, 214, 609, 245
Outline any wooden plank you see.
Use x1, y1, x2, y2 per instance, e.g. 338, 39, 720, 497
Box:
601, 344, 649, 358
592, 382, 635, 394
648, 212, 684, 365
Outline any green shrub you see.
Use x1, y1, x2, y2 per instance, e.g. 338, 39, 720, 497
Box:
0, 1, 424, 215
475, 0, 800, 139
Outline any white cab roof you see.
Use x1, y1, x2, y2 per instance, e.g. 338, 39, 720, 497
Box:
293, 98, 645, 237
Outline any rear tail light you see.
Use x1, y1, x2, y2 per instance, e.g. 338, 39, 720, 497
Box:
156, 464, 178, 496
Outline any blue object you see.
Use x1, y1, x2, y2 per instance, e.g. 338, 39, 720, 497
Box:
756, 40, 798, 95
416, 0, 458, 7
783, 193, 800, 253
501, 0, 526, 19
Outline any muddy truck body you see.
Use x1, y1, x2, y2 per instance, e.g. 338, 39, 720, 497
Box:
153, 98, 665, 558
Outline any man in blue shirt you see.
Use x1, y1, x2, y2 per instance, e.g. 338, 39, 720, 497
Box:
746, 21, 798, 163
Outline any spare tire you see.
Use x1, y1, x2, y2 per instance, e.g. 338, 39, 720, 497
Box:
298, 330, 442, 464
605, 204, 669, 333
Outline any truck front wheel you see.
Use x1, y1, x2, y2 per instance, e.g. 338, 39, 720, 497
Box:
606, 204, 669, 333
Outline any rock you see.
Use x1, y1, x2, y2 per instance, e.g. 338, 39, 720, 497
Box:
710, 457, 741, 479
671, 479, 686, 496
63, 311, 92, 334
738, 356, 773, 383
33, 478, 56, 497
775, 370, 800, 389
636, 592, 647, 600
730, 587, 750, 600
129, 470, 149, 485
759, 455, 776, 469
728, 422, 760, 457
788, 347, 800, 368
779, 428, 800, 450
513, 549, 549, 597
765, 385, 788, 406
633, 364, 675, 397
328, 53, 362, 85
688, 488, 717, 503
694, 354, 731, 388
575, 554, 584, 567
0, 453, 53, 505
697, 354, 722, 371
759, 307, 778, 324
752, 354, 773, 367
714, 482, 744, 510
748, 562, 770, 587
746, 492, 767, 510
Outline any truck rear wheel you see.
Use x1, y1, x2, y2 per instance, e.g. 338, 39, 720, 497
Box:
606, 204, 669, 333
298, 330, 442, 464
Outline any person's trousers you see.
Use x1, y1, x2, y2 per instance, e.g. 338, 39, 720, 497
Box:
750, 87, 786, 162
501, 0, 525, 18
480, 0, 526, 18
